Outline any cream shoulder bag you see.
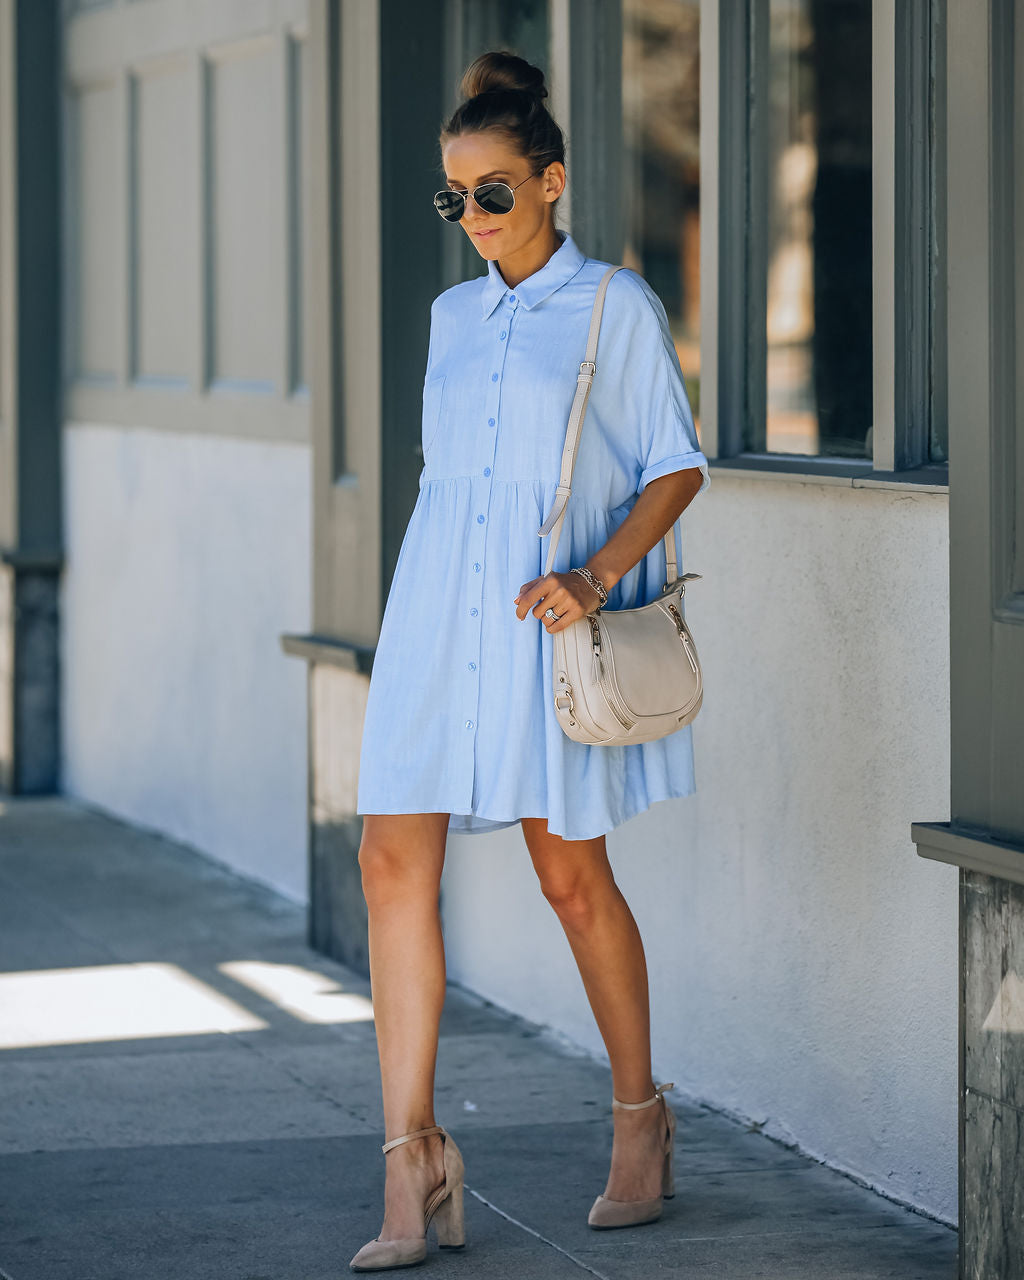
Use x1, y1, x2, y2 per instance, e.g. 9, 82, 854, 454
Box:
537, 265, 704, 746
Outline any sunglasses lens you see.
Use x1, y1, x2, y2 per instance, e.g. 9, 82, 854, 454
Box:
433, 190, 465, 222
475, 182, 515, 215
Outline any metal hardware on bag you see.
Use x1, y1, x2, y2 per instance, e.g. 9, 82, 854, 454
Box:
666, 603, 700, 675
579, 360, 596, 378
666, 602, 685, 634
578, 617, 636, 732
555, 672, 575, 718
661, 572, 702, 596
680, 632, 699, 675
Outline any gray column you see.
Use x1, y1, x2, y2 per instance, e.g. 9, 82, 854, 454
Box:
0, 0, 62, 795
912, 2, 1024, 1274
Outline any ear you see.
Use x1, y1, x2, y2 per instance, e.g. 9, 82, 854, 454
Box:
543, 162, 566, 202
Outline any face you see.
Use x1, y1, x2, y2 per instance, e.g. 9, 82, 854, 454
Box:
440, 132, 565, 261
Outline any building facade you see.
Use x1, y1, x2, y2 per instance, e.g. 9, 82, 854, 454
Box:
1, 1, 1021, 1272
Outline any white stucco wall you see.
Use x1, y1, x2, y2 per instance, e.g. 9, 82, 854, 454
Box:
440, 472, 956, 1224
61, 423, 311, 903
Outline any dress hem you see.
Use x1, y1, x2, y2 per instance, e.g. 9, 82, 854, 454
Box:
356, 786, 696, 842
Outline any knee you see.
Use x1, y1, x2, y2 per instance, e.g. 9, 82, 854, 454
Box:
358, 836, 432, 910
537, 869, 603, 933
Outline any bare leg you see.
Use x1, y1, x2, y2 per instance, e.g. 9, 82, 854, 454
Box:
358, 812, 451, 1241
520, 816, 669, 1202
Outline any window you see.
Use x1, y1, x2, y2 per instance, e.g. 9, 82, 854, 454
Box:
709, 0, 947, 480
751, 0, 872, 458
622, 0, 702, 435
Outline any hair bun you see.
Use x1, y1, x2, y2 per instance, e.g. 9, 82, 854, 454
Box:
460, 50, 548, 104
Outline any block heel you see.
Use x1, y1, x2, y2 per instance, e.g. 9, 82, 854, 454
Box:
431, 1178, 465, 1248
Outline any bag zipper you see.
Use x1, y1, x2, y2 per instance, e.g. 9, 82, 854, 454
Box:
666, 603, 699, 675
590, 618, 637, 731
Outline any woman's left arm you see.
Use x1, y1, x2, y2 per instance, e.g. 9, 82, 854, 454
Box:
581, 467, 704, 595
514, 466, 704, 632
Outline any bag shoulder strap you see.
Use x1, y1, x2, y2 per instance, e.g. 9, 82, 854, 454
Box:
536, 265, 682, 584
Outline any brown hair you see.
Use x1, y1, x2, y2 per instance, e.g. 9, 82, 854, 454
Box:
439, 51, 566, 217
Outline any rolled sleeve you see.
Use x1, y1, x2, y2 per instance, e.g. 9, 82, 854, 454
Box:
638, 452, 710, 495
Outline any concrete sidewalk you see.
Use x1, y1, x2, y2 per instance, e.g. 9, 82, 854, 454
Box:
0, 796, 956, 1280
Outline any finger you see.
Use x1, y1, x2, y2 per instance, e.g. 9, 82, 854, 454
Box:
545, 600, 579, 633
516, 583, 549, 621
532, 581, 565, 620
534, 595, 565, 620
539, 594, 575, 628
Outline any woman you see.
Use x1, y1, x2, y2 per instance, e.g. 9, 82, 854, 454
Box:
351, 49, 709, 1272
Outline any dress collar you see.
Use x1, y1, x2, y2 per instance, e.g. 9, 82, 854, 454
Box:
479, 229, 587, 319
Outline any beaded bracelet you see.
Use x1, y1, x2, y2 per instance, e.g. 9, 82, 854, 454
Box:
570, 565, 608, 607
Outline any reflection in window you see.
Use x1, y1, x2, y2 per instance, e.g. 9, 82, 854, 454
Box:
759, 0, 872, 457
622, 0, 701, 436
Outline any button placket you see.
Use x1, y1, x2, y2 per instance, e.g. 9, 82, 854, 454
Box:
464, 292, 518, 754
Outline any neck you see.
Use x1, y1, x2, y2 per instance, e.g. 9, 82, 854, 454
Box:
496, 225, 562, 290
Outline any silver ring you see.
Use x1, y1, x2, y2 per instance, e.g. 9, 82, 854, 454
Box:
544, 607, 559, 621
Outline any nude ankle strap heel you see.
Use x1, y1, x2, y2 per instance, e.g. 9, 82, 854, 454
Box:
587, 1082, 677, 1230
350, 1124, 466, 1271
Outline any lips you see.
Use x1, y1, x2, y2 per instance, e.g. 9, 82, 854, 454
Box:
474, 229, 499, 238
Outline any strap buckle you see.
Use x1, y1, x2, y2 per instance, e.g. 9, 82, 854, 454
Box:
661, 572, 702, 595
579, 360, 596, 378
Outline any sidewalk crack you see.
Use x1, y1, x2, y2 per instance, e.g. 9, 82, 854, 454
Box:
466, 1186, 611, 1279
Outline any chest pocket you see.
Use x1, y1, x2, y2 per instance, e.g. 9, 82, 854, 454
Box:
421, 374, 446, 458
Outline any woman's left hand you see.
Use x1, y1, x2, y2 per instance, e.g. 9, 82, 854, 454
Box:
514, 572, 602, 633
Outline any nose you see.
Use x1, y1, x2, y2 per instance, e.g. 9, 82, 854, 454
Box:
462, 191, 487, 219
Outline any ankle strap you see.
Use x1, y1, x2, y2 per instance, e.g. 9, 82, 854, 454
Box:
381, 1124, 445, 1154
612, 1082, 675, 1111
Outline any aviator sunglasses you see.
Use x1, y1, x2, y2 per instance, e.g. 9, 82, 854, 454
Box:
433, 170, 543, 222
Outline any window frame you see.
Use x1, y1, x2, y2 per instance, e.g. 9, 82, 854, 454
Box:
699, 0, 948, 489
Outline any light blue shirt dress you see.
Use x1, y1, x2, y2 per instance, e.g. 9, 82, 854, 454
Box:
356, 229, 710, 840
